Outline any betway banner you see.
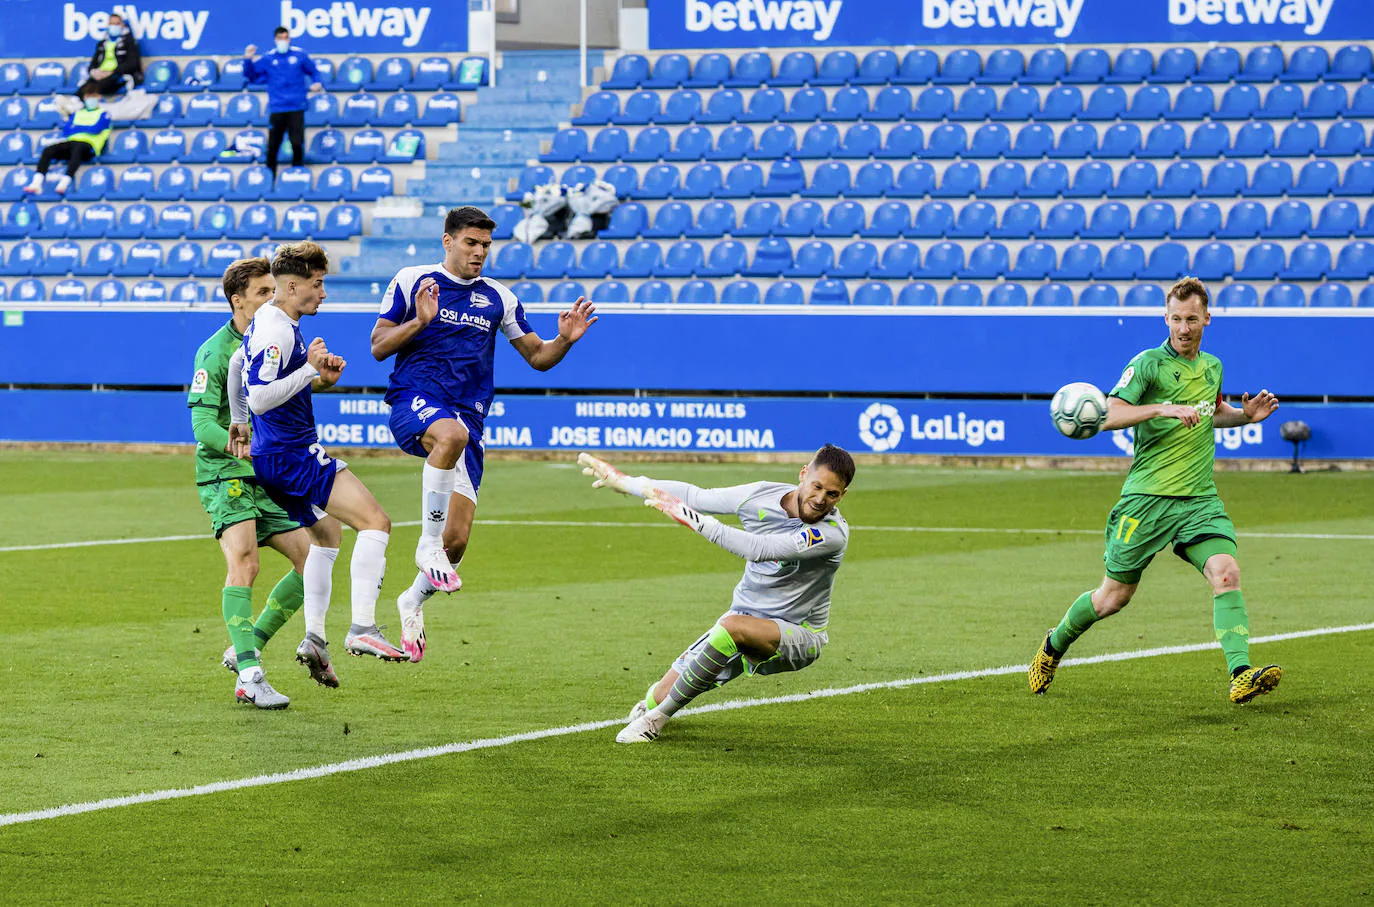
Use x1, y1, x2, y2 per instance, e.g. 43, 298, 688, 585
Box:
648, 0, 1365, 48
0, 0, 464, 56
4, 391, 1370, 461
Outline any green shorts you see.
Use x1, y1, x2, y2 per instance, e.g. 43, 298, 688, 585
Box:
1102, 494, 1238, 584
197, 477, 300, 544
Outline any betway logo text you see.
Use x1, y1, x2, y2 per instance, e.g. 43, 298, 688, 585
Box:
923, 0, 1084, 38
1168, 0, 1334, 35
64, 4, 208, 50
281, 1, 432, 48
686, 0, 843, 42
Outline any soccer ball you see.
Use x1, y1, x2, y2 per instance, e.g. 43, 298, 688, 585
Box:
1050, 382, 1109, 439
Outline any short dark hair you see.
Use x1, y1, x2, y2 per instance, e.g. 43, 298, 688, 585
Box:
108, 12, 124, 23
1168, 276, 1209, 309
271, 241, 329, 280
444, 206, 497, 236
274, 26, 289, 36
811, 444, 856, 487
221, 256, 272, 310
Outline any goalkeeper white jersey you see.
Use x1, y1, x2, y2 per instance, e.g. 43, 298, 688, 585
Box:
655, 480, 849, 631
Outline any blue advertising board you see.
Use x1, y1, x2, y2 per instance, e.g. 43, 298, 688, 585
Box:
2, 390, 1370, 461
0, 0, 465, 57
648, 0, 1372, 48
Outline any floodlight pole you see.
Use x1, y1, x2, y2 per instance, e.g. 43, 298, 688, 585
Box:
580, 0, 588, 90
489, 0, 498, 88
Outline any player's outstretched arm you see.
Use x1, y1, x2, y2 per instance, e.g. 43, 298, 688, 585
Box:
1215, 389, 1279, 428
511, 298, 598, 372
578, 452, 754, 514
644, 489, 843, 562
1102, 397, 1201, 431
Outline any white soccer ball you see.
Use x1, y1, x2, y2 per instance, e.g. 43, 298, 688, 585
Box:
1050, 382, 1109, 440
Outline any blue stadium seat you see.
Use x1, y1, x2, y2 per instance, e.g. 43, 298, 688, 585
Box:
1291, 160, 1339, 198
831, 123, 880, 160
1054, 242, 1101, 279
908, 202, 955, 238
1311, 201, 1360, 238
100, 203, 151, 241
787, 240, 835, 277
1332, 241, 1374, 279
829, 241, 880, 278
1096, 242, 1145, 279
1039, 85, 1081, 120
1213, 85, 1259, 121
744, 237, 792, 277
1235, 242, 1285, 279
1213, 283, 1257, 308
1155, 47, 1197, 83
544, 280, 584, 303
572, 91, 619, 126
851, 162, 893, 198
632, 164, 679, 200
195, 241, 243, 278
1318, 121, 1365, 158
935, 48, 980, 84
1079, 284, 1120, 307
773, 51, 817, 87
1041, 202, 1086, 238
809, 279, 850, 306
485, 243, 533, 280
633, 280, 674, 304
1023, 47, 1066, 84
862, 201, 911, 238
973, 47, 1021, 84
1065, 48, 1110, 83
1169, 85, 1215, 120
143, 93, 184, 128
1099, 123, 1141, 158
0, 98, 27, 133
943, 283, 982, 306
273, 203, 321, 240
599, 202, 647, 239
146, 128, 187, 164
826, 86, 871, 121
1139, 123, 1186, 160
852, 49, 899, 85
967, 124, 1010, 159
985, 284, 1027, 307
502, 280, 540, 303
1180, 123, 1229, 162
1189, 241, 1234, 279
676, 162, 720, 198
1129, 202, 1176, 239
315, 204, 361, 241
763, 280, 804, 305
815, 201, 866, 238
657, 90, 702, 125
661, 125, 711, 162
590, 277, 632, 302
21, 61, 66, 96
126, 280, 167, 303
853, 282, 894, 306
869, 86, 912, 121
408, 91, 458, 127
1218, 201, 1268, 239
155, 241, 202, 278
1032, 283, 1074, 307
684, 53, 731, 89
367, 56, 412, 92
643, 202, 693, 238
686, 201, 734, 238
1140, 242, 1189, 280
1021, 160, 1067, 197
1204, 160, 1248, 197
713, 124, 761, 162
813, 50, 859, 87
1052, 123, 1098, 159
71, 203, 116, 239
895, 49, 939, 84
1107, 47, 1153, 84
801, 162, 850, 198
795, 123, 838, 159
410, 57, 452, 91
1330, 44, 1373, 81
348, 165, 394, 202
26, 98, 61, 130
0, 240, 42, 277
1153, 160, 1200, 199
993, 202, 1040, 239
112, 240, 162, 277
374, 93, 419, 129
960, 241, 1008, 278
230, 203, 277, 240
36, 239, 80, 276
918, 241, 964, 279
582, 127, 628, 163
949, 203, 997, 239
87, 278, 126, 302
871, 241, 920, 279
31, 203, 79, 240
933, 162, 980, 198
1067, 161, 1115, 198
102, 131, 147, 165
912, 86, 955, 120
1009, 242, 1056, 279
1337, 160, 1374, 197
762, 159, 806, 196
1310, 284, 1353, 307
720, 280, 760, 305
1083, 85, 1127, 120
448, 56, 486, 90
1281, 45, 1328, 81
1249, 160, 1293, 196
166, 280, 204, 303
148, 203, 196, 240
568, 240, 623, 280
1231, 122, 1275, 158
1238, 45, 1284, 82
612, 240, 661, 278
181, 58, 220, 90
741, 88, 787, 123
1122, 285, 1165, 307
1282, 241, 1331, 279
603, 55, 649, 90
1196, 46, 1241, 82
697, 240, 748, 278
1362, 286, 1374, 307
996, 85, 1041, 123
50, 278, 87, 302
1261, 84, 1304, 121
878, 123, 923, 159
1304, 83, 1348, 119
102, 166, 153, 203
898, 283, 939, 306
653, 240, 704, 278
1262, 283, 1305, 307
0, 62, 27, 94
716, 162, 765, 198
673, 279, 715, 305
952, 87, 997, 121
331, 56, 371, 91
614, 90, 660, 126
781, 87, 827, 122
1127, 85, 1172, 121
0, 201, 38, 240
693, 88, 742, 124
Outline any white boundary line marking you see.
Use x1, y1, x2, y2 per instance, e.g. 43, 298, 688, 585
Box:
2, 519, 1371, 552
2, 621, 1370, 829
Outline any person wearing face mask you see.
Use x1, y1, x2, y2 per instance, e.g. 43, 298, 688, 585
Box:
24, 88, 112, 195
242, 27, 325, 179
77, 12, 144, 97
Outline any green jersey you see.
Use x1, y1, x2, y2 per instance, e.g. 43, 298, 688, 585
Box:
1108, 339, 1223, 498
188, 321, 255, 485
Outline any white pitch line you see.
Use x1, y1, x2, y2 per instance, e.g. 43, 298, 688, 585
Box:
2, 621, 1370, 830
2, 519, 1371, 553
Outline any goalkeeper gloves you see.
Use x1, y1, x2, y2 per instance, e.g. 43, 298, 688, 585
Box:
644, 488, 708, 535
577, 452, 648, 497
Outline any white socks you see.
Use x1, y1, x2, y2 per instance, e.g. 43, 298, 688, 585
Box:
351, 529, 390, 627
303, 545, 339, 640
420, 463, 456, 548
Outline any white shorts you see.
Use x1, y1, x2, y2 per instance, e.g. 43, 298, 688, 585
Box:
671, 610, 828, 682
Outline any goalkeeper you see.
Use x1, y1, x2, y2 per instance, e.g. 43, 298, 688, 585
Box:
579, 446, 855, 744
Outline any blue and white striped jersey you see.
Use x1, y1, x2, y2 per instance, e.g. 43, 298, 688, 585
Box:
241, 303, 318, 455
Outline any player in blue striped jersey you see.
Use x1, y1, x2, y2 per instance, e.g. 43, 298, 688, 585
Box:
370, 206, 598, 662
228, 241, 406, 669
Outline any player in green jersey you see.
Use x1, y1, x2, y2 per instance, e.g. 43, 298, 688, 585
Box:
189, 258, 342, 709
1029, 277, 1283, 704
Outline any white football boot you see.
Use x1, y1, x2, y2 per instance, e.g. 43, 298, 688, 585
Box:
616, 710, 668, 744
397, 589, 428, 664
344, 624, 408, 661
235, 669, 289, 710
415, 544, 461, 593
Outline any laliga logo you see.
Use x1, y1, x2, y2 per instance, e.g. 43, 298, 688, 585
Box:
858, 402, 903, 453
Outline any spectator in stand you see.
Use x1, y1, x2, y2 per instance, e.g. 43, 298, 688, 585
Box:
24, 87, 112, 195
77, 11, 143, 97
243, 27, 325, 179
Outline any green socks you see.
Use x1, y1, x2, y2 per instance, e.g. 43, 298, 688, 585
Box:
1213, 589, 1251, 675
222, 586, 258, 671
1049, 591, 1101, 655
253, 570, 305, 647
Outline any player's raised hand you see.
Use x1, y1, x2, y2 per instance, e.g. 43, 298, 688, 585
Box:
228, 422, 252, 459
1158, 403, 1202, 427
578, 452, 632, 494
318, 352, 345, 386
557, 297, 598, 344
645, 488, 706, 534
306, 336, 331, 370
244, 44, 257, 58
414, 277, 440, 327
1241, 389, 1279, 423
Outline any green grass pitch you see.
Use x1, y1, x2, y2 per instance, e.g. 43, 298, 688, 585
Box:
0, 450, 1370, 903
